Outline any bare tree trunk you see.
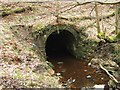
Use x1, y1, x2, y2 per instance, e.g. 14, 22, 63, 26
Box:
118, 5, 120, 33
115, 4, 120, 34
95, 2, 100, 34
115, 4, 119, 34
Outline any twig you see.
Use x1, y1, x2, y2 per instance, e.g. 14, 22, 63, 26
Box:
89, 5, 96, 16
58, 1, 95, 14
59, 12, 115, 22
99, 64, 119, 83
76, 1, 120, 5
97, 1, 120, 5
58, 3, 80, 14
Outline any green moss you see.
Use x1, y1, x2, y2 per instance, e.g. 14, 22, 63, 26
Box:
0, 10, 12, 17
34, 24, 45, 31
97, 31, 120, 43
0, 6, 3, 11
97, 32, 105, 39
106, 36, 116, 42
79, 26, 87, 31
14, 69, 23, 79
0, 7, 25, 17
113, 58, 120, 65
116, 33, 120, 39
46, 61, 54, 68
111, 43, 120, 65
74, 39, 97, 58
0, 6, 33, 17
104, 33, 120, 43
118, 7, 120, 14
14, 8, 25, 13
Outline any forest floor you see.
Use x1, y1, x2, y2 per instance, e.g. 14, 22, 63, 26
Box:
0, 1, 120, 89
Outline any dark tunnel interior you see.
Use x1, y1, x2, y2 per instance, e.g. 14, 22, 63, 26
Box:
45, 30, 75, 58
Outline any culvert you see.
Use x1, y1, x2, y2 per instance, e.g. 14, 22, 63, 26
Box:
45, 30, 109, 89
45, 30, 76, 57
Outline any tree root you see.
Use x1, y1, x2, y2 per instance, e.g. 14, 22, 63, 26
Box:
99, 64, 119, 83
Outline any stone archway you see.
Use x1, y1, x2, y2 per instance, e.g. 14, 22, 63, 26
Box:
33, 24, 91, 58
33, 24, 79, 58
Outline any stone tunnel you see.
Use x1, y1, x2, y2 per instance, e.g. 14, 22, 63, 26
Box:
34, 24, 93, 59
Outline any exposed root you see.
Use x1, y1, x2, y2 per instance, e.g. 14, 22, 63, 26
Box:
99, 64, 119, 83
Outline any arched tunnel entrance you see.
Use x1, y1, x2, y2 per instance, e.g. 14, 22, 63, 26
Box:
45, 30, 76, 57
45, 29, 109, 88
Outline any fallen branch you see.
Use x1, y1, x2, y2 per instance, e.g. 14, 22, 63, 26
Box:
59, 12, 115, 22
76, 1, 120, 5
99, 64, 119, 83
0, 6, 32, 17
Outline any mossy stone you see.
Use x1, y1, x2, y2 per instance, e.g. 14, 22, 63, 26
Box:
97, 32, 105, 39
14, 8, 25, 13
116, 33, 120, 39
0, 10, 12, 17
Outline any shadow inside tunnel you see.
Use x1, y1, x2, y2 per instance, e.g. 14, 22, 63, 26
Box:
45, 30, 75, 58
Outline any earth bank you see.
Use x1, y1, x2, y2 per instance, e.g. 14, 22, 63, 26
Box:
0, 1, 120, 88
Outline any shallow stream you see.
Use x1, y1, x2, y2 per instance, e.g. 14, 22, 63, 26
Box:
47, 54, 109, 89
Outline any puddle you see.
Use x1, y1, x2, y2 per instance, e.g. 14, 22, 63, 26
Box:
47, 55, 109, 89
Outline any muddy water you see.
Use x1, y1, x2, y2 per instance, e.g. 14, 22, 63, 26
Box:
47, 55, 109, 89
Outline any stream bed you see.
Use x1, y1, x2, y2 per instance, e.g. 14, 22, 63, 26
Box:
47, 55, 110, 89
